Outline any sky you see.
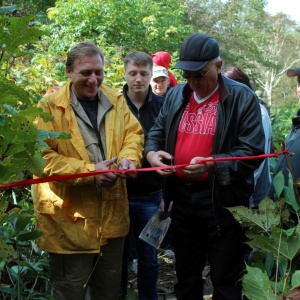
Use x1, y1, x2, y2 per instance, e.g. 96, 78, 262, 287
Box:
265, 0, 300, 24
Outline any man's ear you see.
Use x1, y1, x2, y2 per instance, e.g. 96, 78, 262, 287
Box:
216, 60, 223, 74
66, 67, 72, 78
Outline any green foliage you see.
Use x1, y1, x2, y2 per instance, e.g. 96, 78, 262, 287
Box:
228, 198, 286, 233
0, 8, 69, 298
34, 0, 190, 90
0, 103, 71, 184
0, 201, 18, 263
1, 0, 55, 15
0, 13, 45, 64
0, 197, 52, 299
187, 0, 270, 70
228, 169, 300, 299
271, 104, 298, 148
242, 265, 280, 300
46, 0, 189, 54
0, 79, 30, 105
0, 8, 71, 184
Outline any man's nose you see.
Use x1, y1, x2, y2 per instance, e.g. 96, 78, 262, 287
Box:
135, 75, 143, 81
187, 76, 198, 85
87, 73, 98, 82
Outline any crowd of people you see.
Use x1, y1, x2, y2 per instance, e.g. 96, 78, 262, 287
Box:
32, 33, 300, 300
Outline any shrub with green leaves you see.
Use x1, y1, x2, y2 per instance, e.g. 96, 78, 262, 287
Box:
0, 199, 54, 299
228, 167, 300, 299
0, 7, 69, 299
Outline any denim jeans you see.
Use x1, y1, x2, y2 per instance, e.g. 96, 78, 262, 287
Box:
121, 190, 162, 300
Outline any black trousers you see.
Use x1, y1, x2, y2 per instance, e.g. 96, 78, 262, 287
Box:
171, 180, 245, 300
49, 237, 125, 300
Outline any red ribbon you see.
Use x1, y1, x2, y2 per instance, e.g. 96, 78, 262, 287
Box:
0, 150, 289, 189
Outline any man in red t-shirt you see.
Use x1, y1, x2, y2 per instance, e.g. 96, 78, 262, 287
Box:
145, 33, 265, 300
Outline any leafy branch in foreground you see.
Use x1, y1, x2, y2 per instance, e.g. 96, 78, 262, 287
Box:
0, 7, 68, 299
228, 170, 300, 299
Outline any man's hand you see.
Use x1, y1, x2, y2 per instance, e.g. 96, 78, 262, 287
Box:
146, 151, 175, 176
94, 158, 119, 189
181, 156, 214, 179
159, 199, 173, 220
115, 158, 137, 179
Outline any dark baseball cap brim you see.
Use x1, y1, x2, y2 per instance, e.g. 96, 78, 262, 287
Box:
287, 68, 300, 77
173, 60, 209, 71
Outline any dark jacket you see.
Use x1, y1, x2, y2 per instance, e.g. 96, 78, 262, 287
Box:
144, 74, 265, 210
123, 84, 165, 195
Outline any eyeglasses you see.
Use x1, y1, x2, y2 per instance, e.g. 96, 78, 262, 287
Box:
75, 69, 105, 77
181, 64, 215, 80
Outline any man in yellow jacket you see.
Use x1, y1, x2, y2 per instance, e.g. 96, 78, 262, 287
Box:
33, 41, 144, 300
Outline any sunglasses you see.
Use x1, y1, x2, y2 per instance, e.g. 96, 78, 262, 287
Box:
181, 64, 215, 80
75, 69, 105, 77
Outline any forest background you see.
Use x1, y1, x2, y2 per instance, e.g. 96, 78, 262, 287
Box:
1, 0, 300, 299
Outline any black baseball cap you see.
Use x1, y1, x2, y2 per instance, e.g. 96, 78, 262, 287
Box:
287, 68, 300, 77
173, 33, 220, 71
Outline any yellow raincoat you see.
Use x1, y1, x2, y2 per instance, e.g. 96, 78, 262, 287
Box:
33, 82, 144, 254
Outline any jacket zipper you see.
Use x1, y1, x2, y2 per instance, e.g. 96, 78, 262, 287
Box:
211, 99, 226, 237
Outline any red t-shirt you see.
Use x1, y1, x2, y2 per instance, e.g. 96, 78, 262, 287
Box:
174, 88, 219, 180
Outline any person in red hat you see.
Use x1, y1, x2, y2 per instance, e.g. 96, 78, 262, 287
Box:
151, 51, 178, 87
145, 33, 265, 300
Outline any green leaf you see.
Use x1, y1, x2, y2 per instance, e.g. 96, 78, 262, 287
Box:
291, 271, 300, 288
27, 152, 46, 177
11, 264, 29, 274
17, 107, 49, 122
242, 265, 280, 300
0, 201, 9, 221
35, 109, 55, 123
283, 171, 300, 213
15, 214, 32, 234
1, 15, 46, 60
0, 235, 18, 263
0, 286, 18, 297
17, 230, 43, 242
247, 225, 300, 261
0, 78, 30, 106
0, 5, 17, 14
265, 253, 275, 277
278, 257, 288, 279
273, 171, 285, 198
227, 198, 281, 233
17, 260, 43, 273
37, 129, 71, 141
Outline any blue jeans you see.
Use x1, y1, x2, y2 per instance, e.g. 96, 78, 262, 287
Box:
121, 190, 162, 300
